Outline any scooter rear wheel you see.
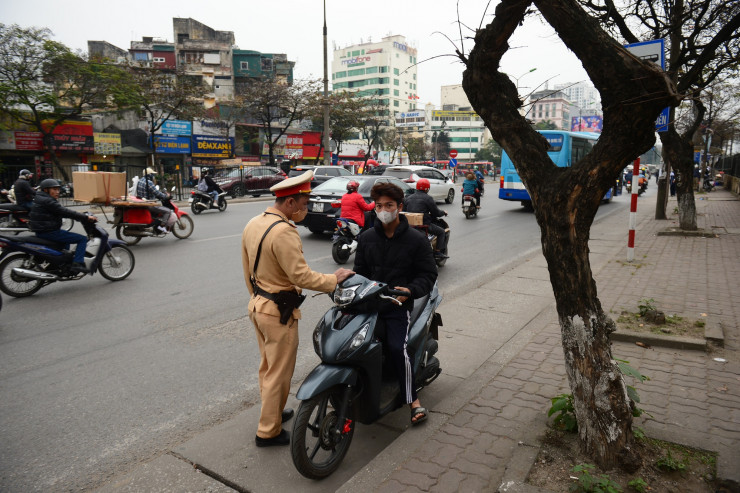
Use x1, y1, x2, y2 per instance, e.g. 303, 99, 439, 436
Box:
0, 253, 43, 297
291, 387, 355, 479
115, 225, 142, 245
218, 199, 228, 212
331, 240, 352, 264
190, 199, 203, 215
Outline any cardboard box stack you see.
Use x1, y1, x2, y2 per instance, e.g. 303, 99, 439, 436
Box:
400, 212, 424, 226
73, 172, 126, 203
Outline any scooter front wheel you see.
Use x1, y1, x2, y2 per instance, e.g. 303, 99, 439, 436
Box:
291, 387, 355, 479
98, 245, 135, 281
171, 215, 194, 239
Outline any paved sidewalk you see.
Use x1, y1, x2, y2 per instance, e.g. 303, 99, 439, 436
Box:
341, 188, 740, 492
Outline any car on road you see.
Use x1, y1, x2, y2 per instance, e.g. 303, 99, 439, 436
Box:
214, 166, 286, 198
381, 165, 456, 203
297, 175, 414, 234
289, 165, 353, 189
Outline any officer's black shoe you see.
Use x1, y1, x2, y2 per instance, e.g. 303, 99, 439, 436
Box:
433, 251, 449, 259
282, 408, 294, 423
70, 263, 89, 274
255, 429, 290, 447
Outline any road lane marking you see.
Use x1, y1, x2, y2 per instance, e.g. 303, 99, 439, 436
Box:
192, 234, 242, 243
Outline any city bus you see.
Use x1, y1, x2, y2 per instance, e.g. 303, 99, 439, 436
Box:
498, 130, 611, 209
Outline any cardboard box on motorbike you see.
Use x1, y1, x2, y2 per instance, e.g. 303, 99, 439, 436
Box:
72, 172, 126, 203
400, 212, 423, 226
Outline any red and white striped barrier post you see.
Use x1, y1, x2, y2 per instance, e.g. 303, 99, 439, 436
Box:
627, 158, 640, 261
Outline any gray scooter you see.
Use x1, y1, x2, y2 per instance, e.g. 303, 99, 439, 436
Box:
291, 274, 443, 479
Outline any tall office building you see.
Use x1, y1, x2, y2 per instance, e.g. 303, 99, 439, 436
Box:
332, 35, 419, 116
553, 81, 601, 116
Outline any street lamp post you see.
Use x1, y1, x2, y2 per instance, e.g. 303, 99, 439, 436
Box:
509, 67, 537, 91
322, 0, 331, 166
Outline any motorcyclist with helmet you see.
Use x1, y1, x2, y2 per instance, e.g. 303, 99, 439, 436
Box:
200, 168, 223, 205
135, 167, 175, 233
13, 169, 36, 209
29, 179, 98, 273
403, 179, 448, 258
339, 180, 375, 228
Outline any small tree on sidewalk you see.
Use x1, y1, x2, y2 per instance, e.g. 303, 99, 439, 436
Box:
236, 78, 319, 166
462, 0, 678, 470
0, 24, 136, 181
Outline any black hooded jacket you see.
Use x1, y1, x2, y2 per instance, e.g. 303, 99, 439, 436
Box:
353, 214, 438, 308
404, 190, 445, 225
29, 191, 90, 232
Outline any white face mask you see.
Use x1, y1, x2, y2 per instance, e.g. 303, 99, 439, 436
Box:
376, 209, 398, 225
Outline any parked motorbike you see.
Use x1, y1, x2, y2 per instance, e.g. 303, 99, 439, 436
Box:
331, 218, 361, 264
291, 274, 442, 479
412, 217, 450, 268
189, 189, 228, 214
0, 218, 135, 297
702, 175, 714, 192
462, 194, 478, 219
0, 204, 73, 235
111, 193, 194, 246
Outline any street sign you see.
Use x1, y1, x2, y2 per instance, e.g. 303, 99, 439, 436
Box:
431, 157, 436, 163
449, 149, 458, 158
625, 39, 669, 133
449, 158, 458, 168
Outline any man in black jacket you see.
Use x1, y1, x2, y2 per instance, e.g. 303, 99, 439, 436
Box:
13, 169, 36, 209
30, 179, 98, 273
353, 182, 438, 426
404, 179, 448, 257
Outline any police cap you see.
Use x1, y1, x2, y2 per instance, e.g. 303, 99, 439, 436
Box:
271, 170, 313, 198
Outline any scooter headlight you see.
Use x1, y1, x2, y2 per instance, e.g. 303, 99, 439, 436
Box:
337, 324, 370, 360
333, 284, 359, 307
313, 321, 323, 358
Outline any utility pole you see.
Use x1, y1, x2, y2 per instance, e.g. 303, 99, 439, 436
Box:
322, 0, 331, 166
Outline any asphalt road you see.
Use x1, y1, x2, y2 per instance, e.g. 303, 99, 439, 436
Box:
0, 188, 633, 491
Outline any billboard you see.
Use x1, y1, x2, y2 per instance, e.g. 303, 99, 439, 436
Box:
395, 110, 426, 128
153, 135, 190, 154
158, 120, 192, 136
571, 115, 603, 133
191, 135, 234, 158
93, 133, 122, 155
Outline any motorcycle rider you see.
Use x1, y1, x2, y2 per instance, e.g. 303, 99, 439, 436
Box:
29, 179, 98, 274
473, 167, 485, 195
354, 181, 438, 425
135, 167, 175, 233
200, 168, 223, 206
461, 172, 481, 208
340, 180, 374, 228
404, 179, 449, 258
14, 169, 36, 209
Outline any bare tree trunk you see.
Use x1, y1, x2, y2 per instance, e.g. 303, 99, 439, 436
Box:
42, 133, 70, 182
660, 128, 697, 230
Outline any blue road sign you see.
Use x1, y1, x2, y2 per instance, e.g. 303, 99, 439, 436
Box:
448, 158, 457, 167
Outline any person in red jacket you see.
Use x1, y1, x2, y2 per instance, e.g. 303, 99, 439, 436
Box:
340, 180, 375, 228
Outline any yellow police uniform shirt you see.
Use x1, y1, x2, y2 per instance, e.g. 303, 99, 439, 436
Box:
241, 207, 338, 319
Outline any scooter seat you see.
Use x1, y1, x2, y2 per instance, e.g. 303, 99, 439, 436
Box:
0, 204, 28, 213
11, 235, 66, 249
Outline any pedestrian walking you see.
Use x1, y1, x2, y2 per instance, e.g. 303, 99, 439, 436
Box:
241, 170, 354, 447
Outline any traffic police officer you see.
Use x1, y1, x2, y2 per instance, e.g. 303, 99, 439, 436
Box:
241, 170, 354, 447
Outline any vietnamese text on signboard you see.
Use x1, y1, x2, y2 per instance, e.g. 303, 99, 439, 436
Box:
153, 135, 191, 154
93, 133, 122, 155
191, 134, 234, 158
158, 120, 192, 136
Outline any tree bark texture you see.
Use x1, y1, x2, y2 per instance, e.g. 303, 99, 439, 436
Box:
660, 127, 697, 230
462, 0, 677, 470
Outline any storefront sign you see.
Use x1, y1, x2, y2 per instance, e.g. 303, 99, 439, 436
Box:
50, 134, 94, 152
153, 135, 191, 154
14, 131, 44, 151
93, 133, 122, 155
158, 120, 192, 136
193, 120, 235, 137
191, 134, 234, 158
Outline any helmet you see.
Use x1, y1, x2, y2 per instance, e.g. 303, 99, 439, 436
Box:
202, 168, 210, 176
39, 178, 61, 189
145, 167, 156, 175
19, 169, 32, 177
346, 180, 359, 193
416, 178, 430, 192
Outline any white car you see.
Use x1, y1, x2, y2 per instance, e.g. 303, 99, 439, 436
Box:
382, 165, 456, 203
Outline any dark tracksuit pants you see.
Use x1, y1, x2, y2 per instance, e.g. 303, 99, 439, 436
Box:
380, 306, 416, 405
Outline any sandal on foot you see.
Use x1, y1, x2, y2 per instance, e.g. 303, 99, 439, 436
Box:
410, 407, 428, 425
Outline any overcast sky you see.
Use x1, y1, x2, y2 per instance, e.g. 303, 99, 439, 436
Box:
3, 0, 591, 107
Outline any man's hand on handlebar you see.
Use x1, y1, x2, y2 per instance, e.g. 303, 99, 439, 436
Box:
393, 286, 411, 304
334, 268, 355, 284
